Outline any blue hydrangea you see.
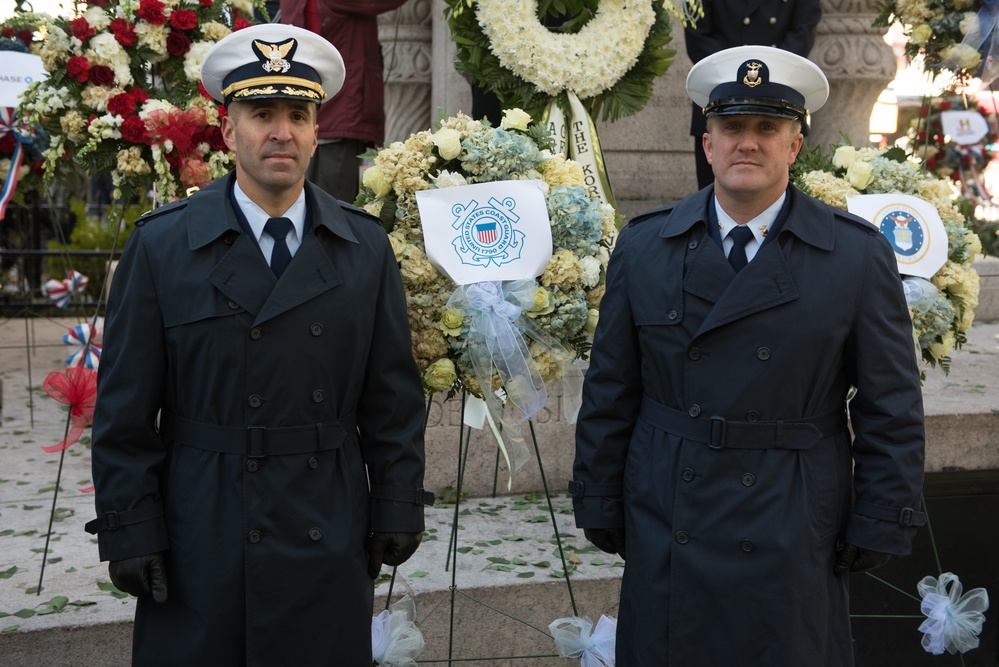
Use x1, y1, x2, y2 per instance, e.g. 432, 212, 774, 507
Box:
546, 185, 604, 258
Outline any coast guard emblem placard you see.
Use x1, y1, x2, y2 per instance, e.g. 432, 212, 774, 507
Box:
417, 180, 552, 285
846, 193, 947, 279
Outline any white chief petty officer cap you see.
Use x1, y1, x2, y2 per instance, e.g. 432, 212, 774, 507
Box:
200, 23, 345, 106
686, 45, 829, 123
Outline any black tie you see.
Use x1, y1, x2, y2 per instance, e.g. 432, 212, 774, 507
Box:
727, 225, 754, 273
264, 217, 293, 278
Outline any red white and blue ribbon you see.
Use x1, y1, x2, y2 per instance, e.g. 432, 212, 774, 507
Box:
44, 270, 89, 308
63, 318, 103, 369
0, 107, 26, 220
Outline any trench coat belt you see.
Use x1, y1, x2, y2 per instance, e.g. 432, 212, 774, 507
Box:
639, 396, 847, 450
159, 412, 356, 458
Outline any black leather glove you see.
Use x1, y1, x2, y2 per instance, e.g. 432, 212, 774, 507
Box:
109, 553, 169, 602
833, 542, 891, 576
367, 532, 422, 579
584, 527, 626, 560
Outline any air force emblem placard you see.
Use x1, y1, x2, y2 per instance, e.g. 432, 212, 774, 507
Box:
846, 193, 947, 279
416, 180, 552, 285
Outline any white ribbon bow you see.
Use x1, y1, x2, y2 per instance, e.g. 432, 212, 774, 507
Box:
371, 596, 425, 666
917, 572, 990, 655
549, 614, 617, 667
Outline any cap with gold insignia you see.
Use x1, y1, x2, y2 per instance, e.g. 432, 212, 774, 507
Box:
686, 45, 829, 123
200, 24, 345, 106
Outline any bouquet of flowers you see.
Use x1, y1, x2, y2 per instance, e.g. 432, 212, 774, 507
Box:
356, 109, 617, 399
20, 0, 259, 206
905, 90, 997, 204
794, 145, 981, 370
874, 0, 994, 82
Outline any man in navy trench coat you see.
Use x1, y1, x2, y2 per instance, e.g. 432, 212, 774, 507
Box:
85, 25, 430, 665
571, 46, 926, 665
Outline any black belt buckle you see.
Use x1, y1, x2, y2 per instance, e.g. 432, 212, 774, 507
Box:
708, 416, 727, 450
247, 426, 267, 458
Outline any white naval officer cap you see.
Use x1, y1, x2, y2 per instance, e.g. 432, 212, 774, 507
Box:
686, 45, 829, 123
200, 23, 345, 106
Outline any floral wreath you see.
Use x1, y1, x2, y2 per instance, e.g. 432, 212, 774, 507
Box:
21, 0, 257, 206
906, 89, 997, 205
874, 0, 995, 83
793, 145, 981, 371
444, 0, 690, 122
356, 109, 616, 406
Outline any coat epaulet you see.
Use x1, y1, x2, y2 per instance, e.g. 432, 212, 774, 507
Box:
337, 200, 380, 224
830, 206, 880, 236
133, 198, 189, 228
627, 202, 678, 228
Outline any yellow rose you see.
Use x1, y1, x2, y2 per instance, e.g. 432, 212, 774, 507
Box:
362, 165, 391, 198
500, 108, 532, 132
832, 146, 857, 170
929, 332, 956, 359
909, 24, 933, 46
423, 358, 457, 392
525, 286, 556, 318
585, 308, 599, 335
438, 307, 465, 336
846, 160, 875, 190
432, 128, 462, 160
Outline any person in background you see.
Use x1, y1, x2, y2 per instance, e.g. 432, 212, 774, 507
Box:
571, 46, 926, 665
279, 0, 407, 202
684, 0, 821, 190
86, 24, 431, 666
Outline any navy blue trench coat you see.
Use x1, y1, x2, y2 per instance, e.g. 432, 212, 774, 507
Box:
572, 186, 925, 665
88, 174, 427, 666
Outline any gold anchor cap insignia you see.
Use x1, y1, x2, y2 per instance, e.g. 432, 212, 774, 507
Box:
743, 62, 763, 88
254, 38, 295, 74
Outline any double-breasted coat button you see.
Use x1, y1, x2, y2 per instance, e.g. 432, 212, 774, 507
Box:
248, 395, 262, 408
769, 16, 777, 24
668, 309, 679, 320
676, 531, 690, 544
248, 530, 261, 543
688, 404, 701, 417
741, 540, 755, 552
308, 456, 319, 469
249, 327, 262, 340
688, 347, 701, 361
682, 468, 695, 482
757, 347, 771, 360
311, 390, 324, 403
741, 473, 756, 487
228, 300, 240, 310
688, 240, 699, 250
310, 323, 323, 336
746, 410, 760, 422
309, 528, 322, 541
742, 16, 750, 24
246, 459, 259, 472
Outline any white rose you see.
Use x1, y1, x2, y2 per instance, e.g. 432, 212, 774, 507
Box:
362, 165, 392, 197
846, 160, 875, 190
432, 128, 462, 160
500, 108, 532, 132
909, 24, 933, 46
832, 145, 857, 170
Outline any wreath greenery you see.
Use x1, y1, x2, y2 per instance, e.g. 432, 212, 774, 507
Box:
444, 0, 683, 123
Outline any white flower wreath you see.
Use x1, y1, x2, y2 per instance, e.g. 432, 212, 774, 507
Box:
476, 0, 657, 99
